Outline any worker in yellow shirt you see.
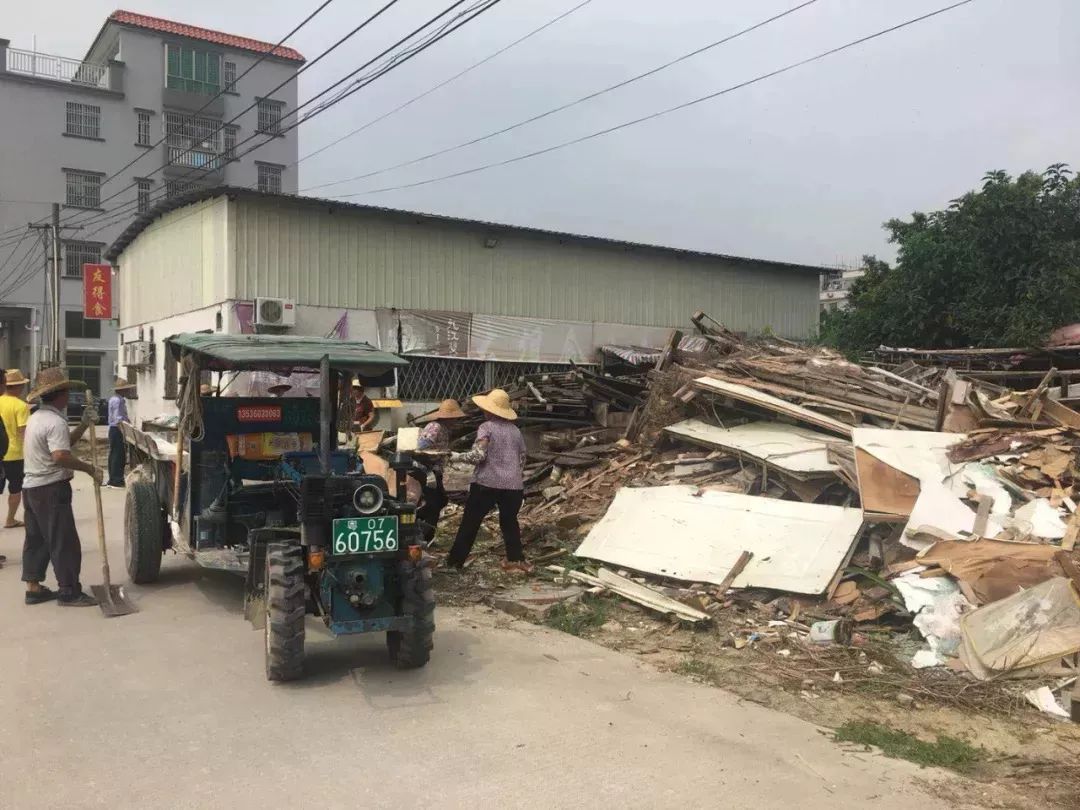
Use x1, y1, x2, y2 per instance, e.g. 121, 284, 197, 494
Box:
0, 369, 31, 529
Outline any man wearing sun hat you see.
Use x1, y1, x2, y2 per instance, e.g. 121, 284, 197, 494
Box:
20, 367, 101, 607
0, 369, 32, 530
105, 377, 136, 488
446, 389, 531, 573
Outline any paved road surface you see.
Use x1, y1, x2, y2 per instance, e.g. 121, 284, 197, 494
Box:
0, 477, 961, 809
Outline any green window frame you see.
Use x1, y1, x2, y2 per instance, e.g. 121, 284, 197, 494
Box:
166, 44, 221, 95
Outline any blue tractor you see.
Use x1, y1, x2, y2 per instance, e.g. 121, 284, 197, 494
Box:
120, 333, 432, 681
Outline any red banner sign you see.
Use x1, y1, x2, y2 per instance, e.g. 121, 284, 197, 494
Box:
83, 264, 112, 320
236, 405, 282, 423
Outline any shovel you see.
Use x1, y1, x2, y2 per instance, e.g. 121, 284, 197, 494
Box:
85, 392, 137, 617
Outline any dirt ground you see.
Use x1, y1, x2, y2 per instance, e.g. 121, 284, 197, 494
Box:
431, 514, 1080, 810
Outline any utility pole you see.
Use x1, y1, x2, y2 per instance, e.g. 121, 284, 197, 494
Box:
52, 202, 62, 366
28, 205, 81, 370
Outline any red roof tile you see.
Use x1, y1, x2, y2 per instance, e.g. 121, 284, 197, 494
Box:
108, 10, 305, 62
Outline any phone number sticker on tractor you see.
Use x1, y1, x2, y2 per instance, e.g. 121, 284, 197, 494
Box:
331, 516, 399, 555
236, 405, 282, 423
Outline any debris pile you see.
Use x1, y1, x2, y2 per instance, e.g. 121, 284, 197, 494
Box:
418, 309, 1080, 722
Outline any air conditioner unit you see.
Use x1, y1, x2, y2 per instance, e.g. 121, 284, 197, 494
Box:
123, 340, 153, 368
254, 297, 296, 327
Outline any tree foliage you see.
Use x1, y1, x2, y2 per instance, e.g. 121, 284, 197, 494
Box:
821, 164, 1080, 352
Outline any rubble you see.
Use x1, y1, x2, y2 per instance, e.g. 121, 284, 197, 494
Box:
395, 310, 1080, 725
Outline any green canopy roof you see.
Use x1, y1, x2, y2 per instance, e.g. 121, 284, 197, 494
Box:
166, 333, 408, 374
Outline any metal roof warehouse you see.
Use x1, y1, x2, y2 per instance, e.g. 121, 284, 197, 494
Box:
108, 186, 827, 417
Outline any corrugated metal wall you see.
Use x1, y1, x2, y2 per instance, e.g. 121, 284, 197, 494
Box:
118, 197, 230, 327
232, 198, 820, 338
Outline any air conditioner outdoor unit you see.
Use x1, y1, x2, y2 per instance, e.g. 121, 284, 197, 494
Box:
254, 297, 296, 327
123, 341, 153, 368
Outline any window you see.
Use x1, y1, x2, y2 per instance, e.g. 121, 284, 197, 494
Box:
136, 110, 152, 146
66, 352, 102, 399
256, 99, 283, 134
165, 180, 200, 200
64, 169, 101, 208
137, 178, 153, 214
65, 310, 102, 339
165, 43, 220, 95
164, 111, 223, 169
257, 163, 283, 194
65, 102, 101, 139
223, 60, 237, 91
63, 241, 102, 278
223, 125, 238, 161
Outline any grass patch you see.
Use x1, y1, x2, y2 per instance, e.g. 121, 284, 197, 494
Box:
834, 721, 984, 774
544, 596, 609, 636
675, 658, 720, 685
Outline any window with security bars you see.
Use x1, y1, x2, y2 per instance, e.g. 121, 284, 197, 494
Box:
67, 352, 102, 399
164, 111, 223, 170
223, 125, 238, 161
136, 110, 152, 146
165, 180, 200, 199
396, 358, 579, 402
257, 98, 283, 134
64, 170, 101, 208
257, 163, 283, 193
137, 178, 152, 213
63, 241, 102, 278
165, 43, 220, 95
65, 102, 100, 139
223, 60, 237, 91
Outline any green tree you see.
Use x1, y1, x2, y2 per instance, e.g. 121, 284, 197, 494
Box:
822, 165, 1080, 352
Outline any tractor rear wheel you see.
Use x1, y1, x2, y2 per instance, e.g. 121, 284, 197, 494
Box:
387, 556, 434, 669
125, 476, 163, 584
264, 542, 306, 682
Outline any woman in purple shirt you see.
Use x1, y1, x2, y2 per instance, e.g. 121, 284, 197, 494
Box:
446, 388, 531, 573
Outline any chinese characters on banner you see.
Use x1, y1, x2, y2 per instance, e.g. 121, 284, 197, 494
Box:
82, 263, 112, 320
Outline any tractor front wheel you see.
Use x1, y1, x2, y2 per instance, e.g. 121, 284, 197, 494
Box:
387, 556, 434, 669
264, 542, 306, 682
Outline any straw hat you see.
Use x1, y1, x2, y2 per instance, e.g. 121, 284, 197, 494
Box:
432, 398, 466, 420
267, 383, 292, 395
472, 388, 517, 421
351, 380, 365, 389
113, 377, 136, 394
27, 367, 87, 402
4, 369, 29, 387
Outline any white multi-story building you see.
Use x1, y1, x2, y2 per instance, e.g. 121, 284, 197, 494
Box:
0, 10, 302, 396
819, 266, 866, 312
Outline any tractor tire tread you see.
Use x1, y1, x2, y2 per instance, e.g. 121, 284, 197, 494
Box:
265, 542, 306, 682
125, 475, 163, 584
389, 556, 435, 669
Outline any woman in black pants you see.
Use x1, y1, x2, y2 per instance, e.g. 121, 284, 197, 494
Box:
445, 389, 532, 573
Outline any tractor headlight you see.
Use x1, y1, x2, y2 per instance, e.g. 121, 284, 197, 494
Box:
352, 483, 384, 515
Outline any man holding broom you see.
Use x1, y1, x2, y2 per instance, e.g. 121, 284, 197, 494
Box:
21, 367, 101, 607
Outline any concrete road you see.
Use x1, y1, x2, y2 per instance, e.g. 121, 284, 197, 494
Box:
0, 478, 961, 809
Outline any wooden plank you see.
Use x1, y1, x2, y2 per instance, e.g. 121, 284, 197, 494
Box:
549, 566, 709, 622
712, 550, 752, 595
654, 329, 683, 372
1062, 510, 1080, 552
692, 376, 853, 437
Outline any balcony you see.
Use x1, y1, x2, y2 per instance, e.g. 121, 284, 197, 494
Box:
0, 41, 122, 92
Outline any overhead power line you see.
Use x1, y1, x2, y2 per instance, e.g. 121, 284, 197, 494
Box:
62, 0, 407, 231
295, 0, 595, 169
336, 0, 977, 198
73, 0, 507, 238
302, 0, 819, 193
74, 0, 508, 244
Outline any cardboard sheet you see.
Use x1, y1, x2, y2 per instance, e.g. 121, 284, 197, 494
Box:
574, 485, 864, 595
663, 419, 838, 479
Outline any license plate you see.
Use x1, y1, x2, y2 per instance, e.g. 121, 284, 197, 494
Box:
330, 516, 399, 555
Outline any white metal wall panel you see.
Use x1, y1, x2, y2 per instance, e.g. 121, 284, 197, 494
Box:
118, 197, 229, 327
232, 199, 820, 338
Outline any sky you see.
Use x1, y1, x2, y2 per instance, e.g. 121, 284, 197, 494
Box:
7, 0, 1077, 267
